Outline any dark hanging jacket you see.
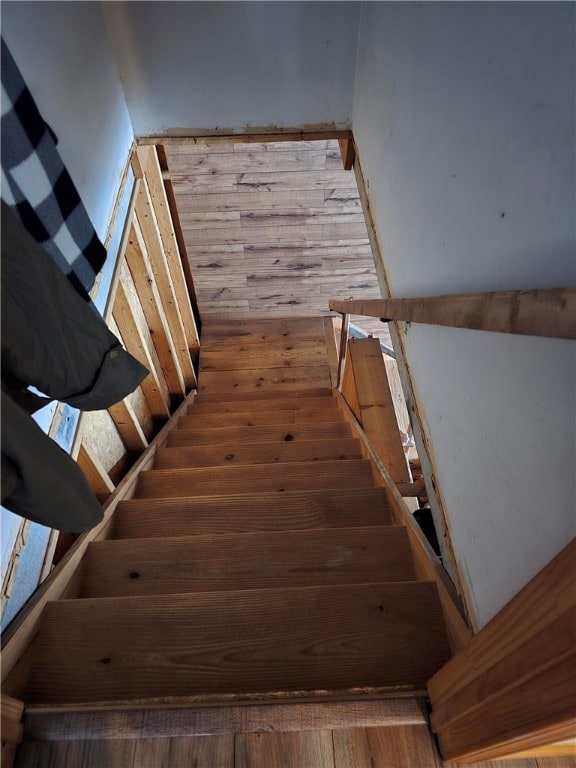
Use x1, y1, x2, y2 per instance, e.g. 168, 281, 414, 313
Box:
1, 203, 149, 531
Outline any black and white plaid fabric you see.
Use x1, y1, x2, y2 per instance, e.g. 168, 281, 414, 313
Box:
1, 39, 106, 300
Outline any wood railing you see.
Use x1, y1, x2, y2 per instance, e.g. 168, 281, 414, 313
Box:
330, 287, 576, 340
330, 287, 576, 762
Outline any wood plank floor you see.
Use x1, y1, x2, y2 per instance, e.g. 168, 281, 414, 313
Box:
16, 723, 576, 767
165, 139, 387, 338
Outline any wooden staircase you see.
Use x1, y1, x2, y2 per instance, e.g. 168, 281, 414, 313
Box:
8, 317, 453, 759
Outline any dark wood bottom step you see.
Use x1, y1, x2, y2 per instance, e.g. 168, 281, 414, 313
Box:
27, 582, 450, 706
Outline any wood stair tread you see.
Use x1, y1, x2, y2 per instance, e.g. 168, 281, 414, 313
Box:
113, 488, 394, 538
136, 459, 376, 498
192, 387, 335, 403
27, 582, 451, 706
80, 526, 417, 598
154, 437, 362, 469
167, 422, 352, 447
187, 395, 341, 415
178, 408, 342, 429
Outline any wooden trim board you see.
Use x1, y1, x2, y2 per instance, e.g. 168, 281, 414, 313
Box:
330, 289, 576, 340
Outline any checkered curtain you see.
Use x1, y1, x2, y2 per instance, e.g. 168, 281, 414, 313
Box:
1, 39, 106, 300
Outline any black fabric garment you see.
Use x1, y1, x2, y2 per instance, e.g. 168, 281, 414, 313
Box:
1, 204, 149, 530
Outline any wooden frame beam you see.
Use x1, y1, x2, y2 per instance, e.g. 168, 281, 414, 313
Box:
137, 147, 200, 357
135, 179, 197, 389
124, 218, 186, 398
112, 270, 171, 420
137, 129, 353, 146
330, 288, 576, 340
338, 138, 355, 171
428, 537, 576, 763
76, 443, 115, 502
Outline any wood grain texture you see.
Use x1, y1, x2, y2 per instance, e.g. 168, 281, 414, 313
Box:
132, 735, 233, 767
166, 139, 379, 319
429, 538, 576, 763
15, 739, 137, 768
136, 459, 376, 498
167, 422, 352, 447
80, 526, 416, 598
335, 392, 473, 655
1, 694, 24, 746
334, 724, 440, 767
123, 219, 186, 397
236, 731, 335, 768
198, 366, 332, 392
329, 289, 576, 340
155, 437, 362, 468
113, 488, 393, 538
178, 407, 343, 430
23, 700, 428, 741
26, 583, 450, 705
193, 386, 334, 403
137, 147, 200, 354
346, 338, 411, 484
135, 181, 196, 388
187, 394, 339, 414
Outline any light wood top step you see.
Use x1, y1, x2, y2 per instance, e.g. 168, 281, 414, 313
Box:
192, 387, 335, 404
113, 488, 393, 538
167, 422, 352, 447
136, 460, 376, 499
154, 438, 362, 469
27, 582, 451, 706
178, 407, 342, 430
187, 395, 340, 416
80, 527, 417, 598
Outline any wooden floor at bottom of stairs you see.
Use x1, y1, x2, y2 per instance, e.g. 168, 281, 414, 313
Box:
14, 716, 576, 768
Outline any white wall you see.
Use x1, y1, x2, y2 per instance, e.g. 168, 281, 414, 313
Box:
353, 2, 575, 628
1, 1, 134, 239
102, 1, 360, 137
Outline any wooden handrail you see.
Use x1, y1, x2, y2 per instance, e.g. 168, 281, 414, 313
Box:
329, 288, 576, 340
